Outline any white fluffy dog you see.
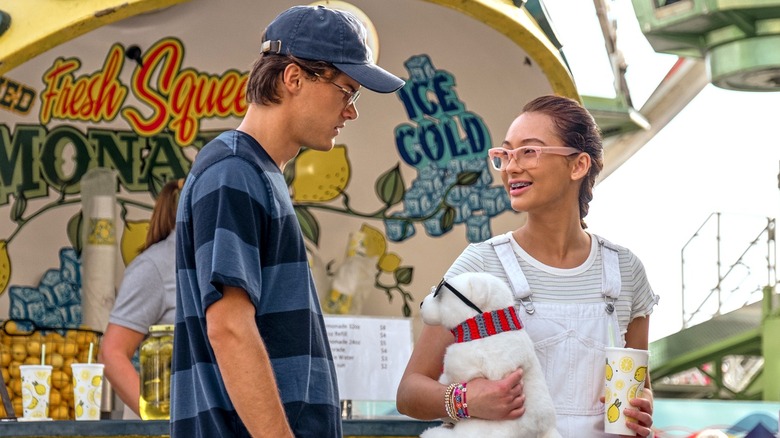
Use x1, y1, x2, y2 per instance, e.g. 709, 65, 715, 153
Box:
419, 272, 560, 438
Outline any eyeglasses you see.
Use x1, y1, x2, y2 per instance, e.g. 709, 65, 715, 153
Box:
431, 278, 483, 315
487, 146, 581, 171
314, 73, 361, 109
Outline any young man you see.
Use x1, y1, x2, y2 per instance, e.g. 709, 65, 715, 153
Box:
171, 5, 404, 437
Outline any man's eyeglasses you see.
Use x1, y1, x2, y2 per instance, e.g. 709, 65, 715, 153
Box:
487, 146, 581, 171
314, 73, 361, 109
432, 278, 483, 315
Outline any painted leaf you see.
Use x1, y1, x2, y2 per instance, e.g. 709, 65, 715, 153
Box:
294, 206, 320, 246
10, 193, 26, 222
456, 171, 480, 186
395, 266, 413, 285
67, 211, 83, 256
375, 165, 405, 206
440, 206, 456, 233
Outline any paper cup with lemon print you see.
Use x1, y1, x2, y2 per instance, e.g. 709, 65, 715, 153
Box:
604, 347, 649, 435
19, 365, 52, 420
70, 363, 104, 420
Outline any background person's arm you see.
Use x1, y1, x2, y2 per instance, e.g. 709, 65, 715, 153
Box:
99, 323, 145, 416
205, 286, 293, 438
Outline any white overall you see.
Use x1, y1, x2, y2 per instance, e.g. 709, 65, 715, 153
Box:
489, 234, 623, 438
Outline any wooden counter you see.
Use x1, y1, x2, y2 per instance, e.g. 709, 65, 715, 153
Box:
0, 418, 442, 437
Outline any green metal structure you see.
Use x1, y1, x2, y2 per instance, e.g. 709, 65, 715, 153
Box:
649, 215, 779, 401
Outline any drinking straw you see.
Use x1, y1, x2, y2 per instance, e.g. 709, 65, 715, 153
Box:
607, 319, 615, 348
88, 343, 94, 364
41, 344, 46, 365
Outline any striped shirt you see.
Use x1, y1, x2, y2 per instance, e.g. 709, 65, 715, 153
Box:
444, 232, 659, 336
171, 130, 341, 437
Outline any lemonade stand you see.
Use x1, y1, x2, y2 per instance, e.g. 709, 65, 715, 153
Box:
0, 0, 576, 435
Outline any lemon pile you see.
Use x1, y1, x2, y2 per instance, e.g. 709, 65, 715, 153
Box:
0, 320, 101, 420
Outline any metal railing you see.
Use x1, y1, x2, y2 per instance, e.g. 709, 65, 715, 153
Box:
680, 212, 776, 328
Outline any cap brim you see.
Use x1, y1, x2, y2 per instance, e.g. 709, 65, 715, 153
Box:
335, 63, 405, 93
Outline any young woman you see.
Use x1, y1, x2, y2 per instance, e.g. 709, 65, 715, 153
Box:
396, 95, 659, 437
99, 179, 182, 418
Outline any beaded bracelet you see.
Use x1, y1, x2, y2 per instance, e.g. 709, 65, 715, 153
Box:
444, 383, 460, 422
452, 382, 469, 419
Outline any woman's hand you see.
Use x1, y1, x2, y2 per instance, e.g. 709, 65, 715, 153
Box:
466, 368, 527, 420
622, 387, 654, 437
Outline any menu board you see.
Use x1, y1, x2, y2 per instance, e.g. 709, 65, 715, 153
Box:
324, 315, 413, 401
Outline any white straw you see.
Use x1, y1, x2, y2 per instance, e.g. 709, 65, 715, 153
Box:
88, 342, 94, 364
608, 319, 615, 348
41, 343, 46, 365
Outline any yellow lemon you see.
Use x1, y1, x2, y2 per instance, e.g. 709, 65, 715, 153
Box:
615, 379, 625, 390
91, 375, 102, 387
605, 358, 613, 381
607, 399, 622, 423
619, 356, 634, 373
378, 252, 401, 273
359, 224, 387, 258
121, 220, 150, 265
634, 366, 647, 382
291, 145, 350, 202
75, 401, 84, 418
0, 240, 11, 294
0, 346, 10, 366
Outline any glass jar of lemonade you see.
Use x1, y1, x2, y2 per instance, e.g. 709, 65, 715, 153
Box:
139, 324, 173, 420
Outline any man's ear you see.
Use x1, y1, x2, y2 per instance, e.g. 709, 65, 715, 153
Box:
571, 152, 591, 181
281, 63, 304, 95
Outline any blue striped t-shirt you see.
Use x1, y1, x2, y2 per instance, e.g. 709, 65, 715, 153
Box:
171, 130, 341, 437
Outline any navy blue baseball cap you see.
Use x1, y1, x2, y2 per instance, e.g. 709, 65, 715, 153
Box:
261, 5, 405, 93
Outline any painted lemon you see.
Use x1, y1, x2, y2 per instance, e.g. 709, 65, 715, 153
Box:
75, 401, 84, 418
634, 366, 647, 382
378, 252, 401, 273
121, 220, 150, 265
359, 223, 386, 258
605, 358, 613, 381
619, 356, 634, 373
607, 399, 622, 423
91, 375, 102, 387
291, 145, 350, 202
0, 240, 10, 294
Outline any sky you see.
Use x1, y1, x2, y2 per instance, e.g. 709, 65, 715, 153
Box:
544, 1, 780, 342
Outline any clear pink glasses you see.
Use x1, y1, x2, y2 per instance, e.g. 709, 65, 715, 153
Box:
487, 146, 581, 171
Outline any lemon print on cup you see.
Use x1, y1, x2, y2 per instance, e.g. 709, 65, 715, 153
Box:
628, 383, 639, 401
619, 356, 634, 373
634, 366, 647, 382
607, 399, 622, 423
605, 358, 613, 381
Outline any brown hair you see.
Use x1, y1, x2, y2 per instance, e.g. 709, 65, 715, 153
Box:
144, 179, 183, 250
245, 53, 340, 105
521, 95, 603, 229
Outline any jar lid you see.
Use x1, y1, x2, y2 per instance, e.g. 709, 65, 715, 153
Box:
149, 324, 174, 333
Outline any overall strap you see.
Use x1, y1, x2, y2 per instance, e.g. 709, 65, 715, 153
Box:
488, 234, 535, 314
597, 235, 622, 314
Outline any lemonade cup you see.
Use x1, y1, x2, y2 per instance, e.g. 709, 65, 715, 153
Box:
71, 363, 104, 420
604, 347, 649, 436
19, 364, 52, 420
